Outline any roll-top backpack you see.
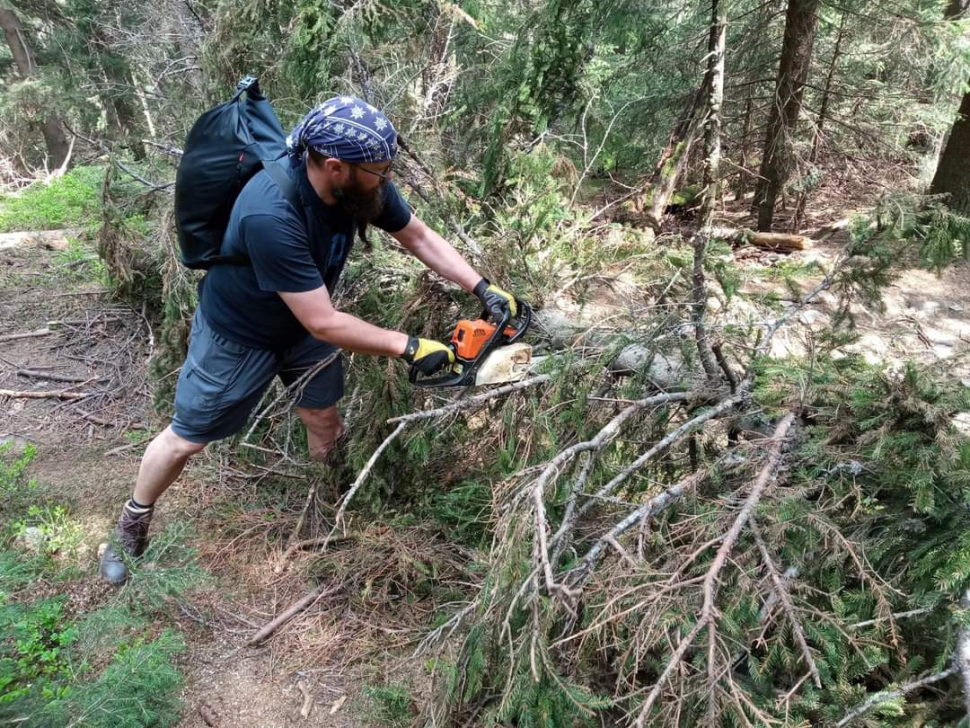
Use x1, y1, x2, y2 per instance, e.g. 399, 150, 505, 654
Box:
174, 76, 303, 269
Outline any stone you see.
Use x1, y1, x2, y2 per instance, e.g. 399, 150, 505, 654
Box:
14, 527, 47, 556
952, 412, 970, 438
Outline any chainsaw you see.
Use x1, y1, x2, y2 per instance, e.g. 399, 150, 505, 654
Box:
409, 300, 533, 388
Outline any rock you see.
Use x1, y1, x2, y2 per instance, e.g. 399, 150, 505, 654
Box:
15, 527, 47, 555
949, 303, 964, 313
706, 296, 723, 314
932, 343, 954, 359
798, 308, 827, 327
952, 412, 970, 438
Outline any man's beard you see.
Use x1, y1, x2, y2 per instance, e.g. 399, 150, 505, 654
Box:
334, 175, 385, 223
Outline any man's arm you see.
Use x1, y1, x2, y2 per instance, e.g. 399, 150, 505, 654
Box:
279, 286, 408, 356
390, 216, 481, 292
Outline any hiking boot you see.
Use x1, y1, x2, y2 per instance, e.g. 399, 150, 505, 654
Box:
99, 501, 153, 585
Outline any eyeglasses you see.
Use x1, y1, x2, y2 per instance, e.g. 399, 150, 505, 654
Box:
354, 161, 393, 182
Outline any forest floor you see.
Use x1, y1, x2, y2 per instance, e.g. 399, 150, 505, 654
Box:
2, 193, 969, 725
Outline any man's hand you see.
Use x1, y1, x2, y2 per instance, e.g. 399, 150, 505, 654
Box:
402, 337, 455, 375
473, 278, 518, 320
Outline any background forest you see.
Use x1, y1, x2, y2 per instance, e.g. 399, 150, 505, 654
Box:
2, 0, 970, 726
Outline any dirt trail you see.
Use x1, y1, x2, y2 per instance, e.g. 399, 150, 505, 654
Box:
1, 238, 366, 726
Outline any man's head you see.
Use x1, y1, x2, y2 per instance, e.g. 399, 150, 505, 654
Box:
287, 97, 398, 231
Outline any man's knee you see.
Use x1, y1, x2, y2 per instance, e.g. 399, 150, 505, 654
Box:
159, 425, 208, 460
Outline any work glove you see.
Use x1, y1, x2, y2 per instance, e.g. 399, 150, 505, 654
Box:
473, 277, 518, 320
402, 337, 455, 376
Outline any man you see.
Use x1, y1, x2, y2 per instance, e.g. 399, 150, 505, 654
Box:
99, 96, 518, 584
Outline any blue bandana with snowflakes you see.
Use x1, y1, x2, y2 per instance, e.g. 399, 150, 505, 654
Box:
286, 96, 397, 165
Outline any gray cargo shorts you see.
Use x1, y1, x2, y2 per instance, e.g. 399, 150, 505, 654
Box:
171, 310, 343, 444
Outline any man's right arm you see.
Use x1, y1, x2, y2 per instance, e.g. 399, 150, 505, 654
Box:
279, 286, 409, 357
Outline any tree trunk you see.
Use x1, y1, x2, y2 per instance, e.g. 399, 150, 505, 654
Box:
751, 0, 821, 232
636, 88, 705, 232
791, 9, 846, 231
692, 4, 725, 386
0, 7, 71, 170
735, 95, 752, 200
930, 90, 970, 217
929, 0, 970, 217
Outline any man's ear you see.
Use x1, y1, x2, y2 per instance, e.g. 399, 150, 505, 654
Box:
323, 157, 347, 179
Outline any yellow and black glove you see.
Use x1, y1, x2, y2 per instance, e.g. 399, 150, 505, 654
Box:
473, 277, 517, 320
402, 337, 455, 376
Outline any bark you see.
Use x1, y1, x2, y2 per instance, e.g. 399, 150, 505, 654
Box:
735, 95, 753, 200
929, 0, 970, 217
791, 9, 845, 231
751, 0, 821, 231
636, 87, 705, 232
0, 7, 71, 169
693, 7, 726, 384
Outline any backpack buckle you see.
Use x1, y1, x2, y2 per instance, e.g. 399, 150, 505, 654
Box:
233, 75, 260, 99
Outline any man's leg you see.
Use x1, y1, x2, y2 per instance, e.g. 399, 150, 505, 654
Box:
297, 405, 345, 462
99, 427, 207, 585
133, 425, 208, 503
100, 310, 277, 585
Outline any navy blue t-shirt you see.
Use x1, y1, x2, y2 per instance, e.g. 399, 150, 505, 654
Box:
199, 161, 412, 350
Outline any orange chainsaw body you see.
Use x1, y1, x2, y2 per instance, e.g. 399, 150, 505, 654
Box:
450, 319, 517, 361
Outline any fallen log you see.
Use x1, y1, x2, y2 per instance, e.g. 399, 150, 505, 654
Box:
709, 226, 812, 251
745, 231, 811, 251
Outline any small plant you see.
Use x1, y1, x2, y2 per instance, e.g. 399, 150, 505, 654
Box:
0, 599, 77, 705
363, 682, 414, 726
11, 504, 86, 559
49, 237, 109, 286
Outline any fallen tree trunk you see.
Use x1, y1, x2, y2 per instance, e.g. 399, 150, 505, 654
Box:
709, 226, 812, 251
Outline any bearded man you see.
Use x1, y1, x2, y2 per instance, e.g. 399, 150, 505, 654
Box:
99, 96, 518, 584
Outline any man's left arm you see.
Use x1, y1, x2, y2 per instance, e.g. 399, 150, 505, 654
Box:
390, 215, 481, 293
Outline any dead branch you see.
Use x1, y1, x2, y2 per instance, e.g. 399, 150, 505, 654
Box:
0, 388, 93, 400
0, 328, 54, 343
528, 392, 691, 595
566, 469, 708, 587
751, 521, 821, 688
848, 607, 932, 630
387, 373, 552, 424
576, 394, 741, 520
297, 680, 314, 719
16, 369, 103, 384
242, 583, 341, 647
835, 667, 957, 727
279, 533, 356, 563
634, 411, 796, 726
320, 421, 407, 550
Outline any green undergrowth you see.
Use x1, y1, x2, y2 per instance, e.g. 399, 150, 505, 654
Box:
0, 166, 104, 233
0, 444, 204, 727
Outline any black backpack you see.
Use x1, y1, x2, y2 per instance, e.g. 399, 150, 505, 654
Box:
174, 76, 303, 269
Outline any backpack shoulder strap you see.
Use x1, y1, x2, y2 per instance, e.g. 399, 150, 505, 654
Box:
262, 159, 304, 218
